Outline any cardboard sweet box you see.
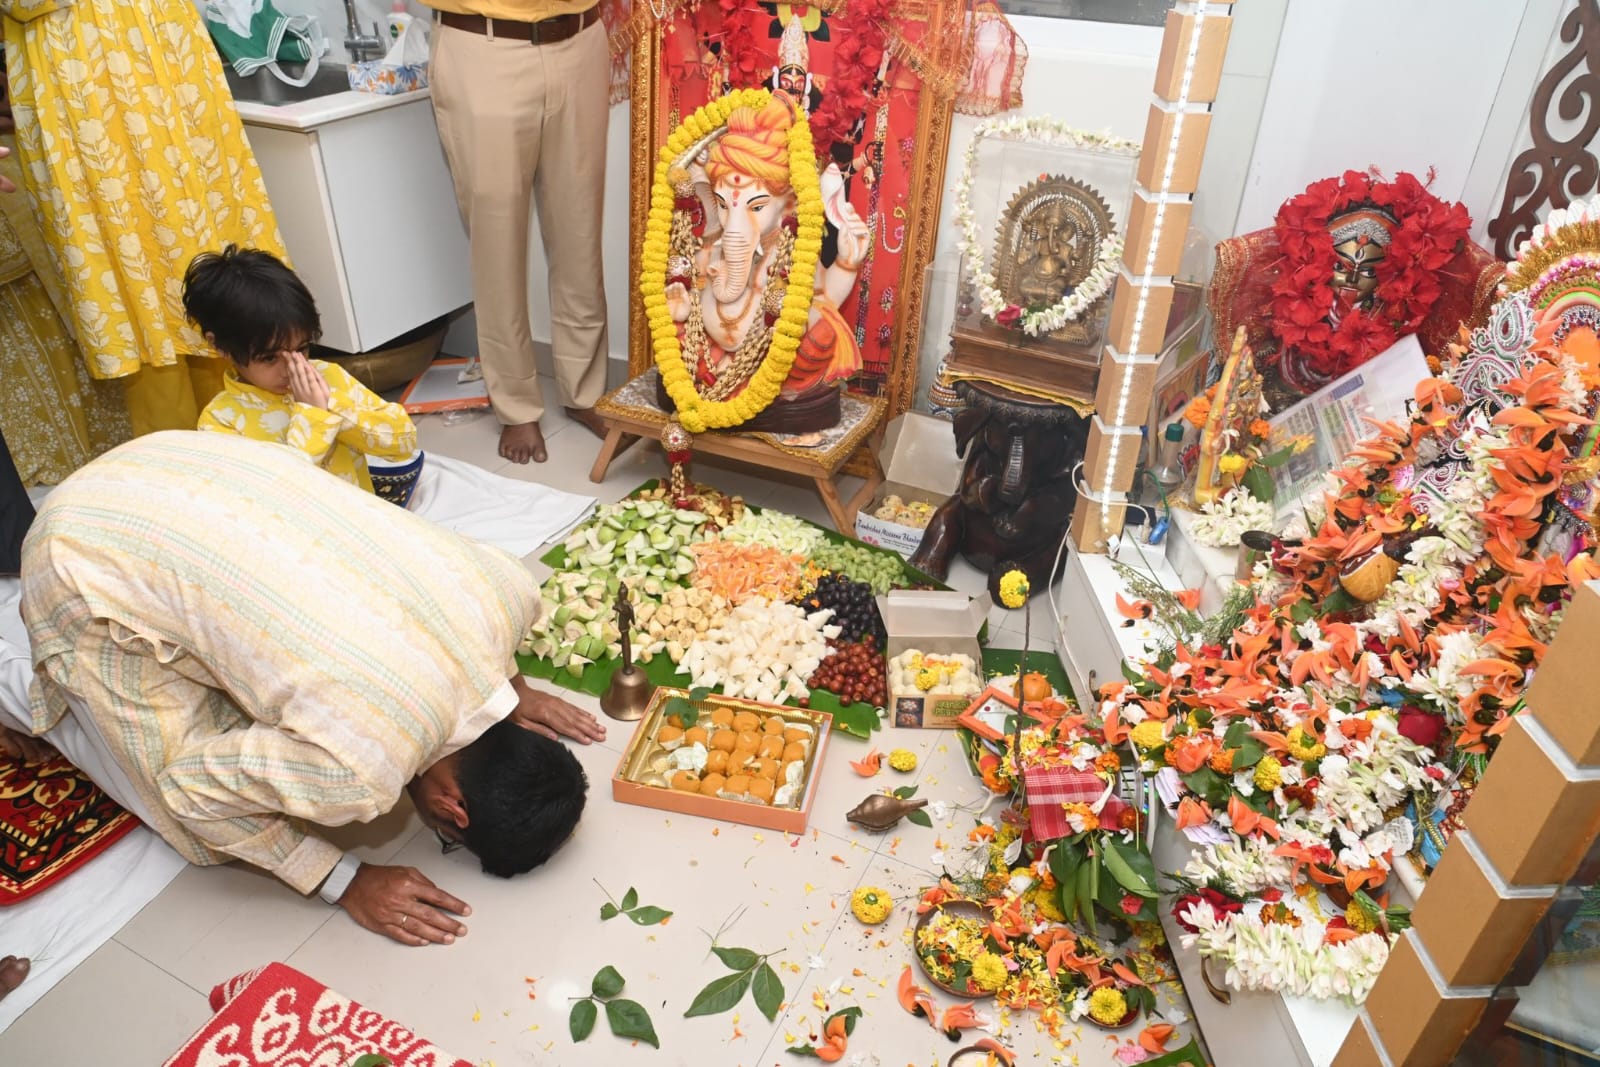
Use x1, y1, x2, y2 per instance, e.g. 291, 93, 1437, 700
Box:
854, 413, 962, 558
879, 589, 992, 728
612, 687, 832, 834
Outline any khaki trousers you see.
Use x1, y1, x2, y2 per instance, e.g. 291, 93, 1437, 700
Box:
430, 17, 610, 426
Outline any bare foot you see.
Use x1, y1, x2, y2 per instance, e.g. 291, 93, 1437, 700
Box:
0, 956, 29, 1002
563, 406, 607, 440
499, 421, 547, 464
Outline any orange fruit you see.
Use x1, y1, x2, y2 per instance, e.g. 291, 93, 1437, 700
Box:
762, 716, 786, 735
782, 741, 808, 763
670, 771, 700, 792
751, 757, 779, 780
710, 707, 735, 728
698, 773, 727, 797
724, 774, 751, 796
734, 730, 762, 755
733, 711, 760, 733
783, 727, 812, 745
758, 735, 785, 759
748, 777, 775, 803
706, 750, 731, 774
711, 730, 737, 753
657, 725, 684, 746
684, 726, 709, 748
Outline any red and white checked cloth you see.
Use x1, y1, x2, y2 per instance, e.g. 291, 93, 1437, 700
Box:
1021, 763, 1110, 842
163, 962, 471, 1067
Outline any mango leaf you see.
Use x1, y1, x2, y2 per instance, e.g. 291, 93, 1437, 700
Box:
752, 962, 784, 1021
592, 965, 625, 999
892, 785, 918, 800
620, 887, 638, 912
1100, 838, 1158, 898
684, 970, 752, 1017
606, 998, 660, 1048
905, 809, 932, 828
1257, 443, 1299, 468
600, 902, 619, 921
628, 906, 672, 926
711, 946, 760, 970
569, 999, 597, 1043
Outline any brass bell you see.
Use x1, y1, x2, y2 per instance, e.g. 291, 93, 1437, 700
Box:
600, 582, 654, 722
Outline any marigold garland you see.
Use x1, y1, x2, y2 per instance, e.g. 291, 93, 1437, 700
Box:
640, 88, 824, 433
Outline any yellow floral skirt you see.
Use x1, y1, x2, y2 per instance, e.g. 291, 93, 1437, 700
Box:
4, 0, 288, 432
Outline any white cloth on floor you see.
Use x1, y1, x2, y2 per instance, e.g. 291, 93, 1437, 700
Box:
0, 577, 186, 1035
408, 453, 595, 559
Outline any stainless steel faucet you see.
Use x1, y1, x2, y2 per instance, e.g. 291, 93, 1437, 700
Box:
343, 0, 386, 63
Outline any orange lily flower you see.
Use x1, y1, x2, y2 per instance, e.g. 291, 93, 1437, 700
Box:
1166, 735, 1219, 774
967, 1038, 1017, 1066
1139, 1023, 1177, 1053
940, 1003, 981, 1038
1228, 794, 1281, 840
850, 749, 882, 776
1175, 797, 1213, 830
1103, 706, 1130, 746
1112, 961, 1146, 987
897, 965, 937, 1025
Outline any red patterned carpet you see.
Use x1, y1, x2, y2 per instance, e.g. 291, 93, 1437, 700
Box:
164, 963, 473, 1067
0, 753, 136, 904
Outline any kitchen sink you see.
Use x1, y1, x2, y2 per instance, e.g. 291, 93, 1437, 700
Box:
224, 63, 352, 106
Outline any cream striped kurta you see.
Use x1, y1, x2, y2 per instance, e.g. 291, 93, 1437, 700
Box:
20, 431, 538, 893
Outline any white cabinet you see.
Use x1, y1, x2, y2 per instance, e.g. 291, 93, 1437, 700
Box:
237, 93, 472, 353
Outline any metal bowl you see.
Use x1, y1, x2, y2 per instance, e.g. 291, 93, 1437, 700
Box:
912, 899, 995, 999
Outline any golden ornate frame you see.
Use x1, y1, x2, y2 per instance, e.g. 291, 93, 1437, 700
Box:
625, 0, 960, 426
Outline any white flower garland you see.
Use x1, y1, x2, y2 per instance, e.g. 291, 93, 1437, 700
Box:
953, 116, 1139, 338
1178, 898, 1393, 1004
1189, 487, 1277, 548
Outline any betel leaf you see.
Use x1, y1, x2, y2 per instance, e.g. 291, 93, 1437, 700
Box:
752, 962, 784, 1021
830, 703, 880, 739
664, 695, 696, 728
905, 808, 933, 827
690, 686, 712, 702
1180, 766, 1229, 808
684, 969, 752, 1017
1222, 720, 1249, 748
892, 785, 917, 800
711, 946, 760, 970
1241, 463, 1276, 502
628, 906, 673, 926
606, 998, 661, 1048
600, 902, 620, 921
620, 887, 639, 912
569, 999, 598, 1043
592, 965, 625, 999
1232, 738, 1264, 771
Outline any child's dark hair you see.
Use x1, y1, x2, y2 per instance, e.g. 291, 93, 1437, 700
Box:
456, 720, 588, 878
182, 245, 321, 364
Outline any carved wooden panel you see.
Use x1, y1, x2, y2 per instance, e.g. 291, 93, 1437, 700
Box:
1489, 0, 1600, 260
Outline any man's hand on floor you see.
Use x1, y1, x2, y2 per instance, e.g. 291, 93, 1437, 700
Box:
510, 675, 606, 744
339, 863, 470, 947
0, 723, 53, 765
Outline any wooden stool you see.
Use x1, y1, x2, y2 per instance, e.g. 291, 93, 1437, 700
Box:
590, 373, 888, 532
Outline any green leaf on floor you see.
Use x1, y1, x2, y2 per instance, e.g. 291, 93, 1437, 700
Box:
628, 905, 672, 926
592, 965, 625, 999
620, 887, 638, 912
606, 998, 660, 1048
600, 902, 619, 921
348, 1056, 393, 1067
905, 808, 933, 827
568, 999, 597, 1043
752, 962, 785, 1021
684, 970, 752, 1017
711, 946, 759, 970
892, 785, 917, 800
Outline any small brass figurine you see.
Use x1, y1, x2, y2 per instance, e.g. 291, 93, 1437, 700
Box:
601, 583, 653, 721
846, 792, 930, 832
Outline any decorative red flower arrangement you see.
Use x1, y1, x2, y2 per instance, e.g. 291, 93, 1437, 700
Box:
1268, 170, 1471, 379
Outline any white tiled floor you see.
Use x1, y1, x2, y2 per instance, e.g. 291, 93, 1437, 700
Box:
0, 383, 1198, 1066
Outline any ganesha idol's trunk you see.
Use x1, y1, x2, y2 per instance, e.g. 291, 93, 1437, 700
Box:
998, 431, 1029, 507
713, 228, 756, 304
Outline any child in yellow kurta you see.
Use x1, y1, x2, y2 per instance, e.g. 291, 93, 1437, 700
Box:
184, 246, 422, 502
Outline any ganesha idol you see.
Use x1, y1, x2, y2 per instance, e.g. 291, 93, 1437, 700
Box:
653, 91, 870, 434
1209, 171, 1498, 414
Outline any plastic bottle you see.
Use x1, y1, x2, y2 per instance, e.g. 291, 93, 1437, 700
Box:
1152, 421, 1187, 499
386, 1, 413, 41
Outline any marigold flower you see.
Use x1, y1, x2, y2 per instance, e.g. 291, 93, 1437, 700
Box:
971, 952, 1009, 992
1345, 902, 1378, 934
1253, 756, 1284, 792
998, 569, 1031, 609
1129, 720, 1167, 751
1249, 418, 1273, 438
1088, 987, 1129, 1026
1184, 395, 1212, 427
1218, 453, 1248, 476
888, 748, 918, 772
851, 886, 894, 925
1286, 726, 1327, 762
1209, 749, 1235, 775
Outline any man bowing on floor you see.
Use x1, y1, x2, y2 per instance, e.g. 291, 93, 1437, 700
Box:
5, 431, 604, 946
